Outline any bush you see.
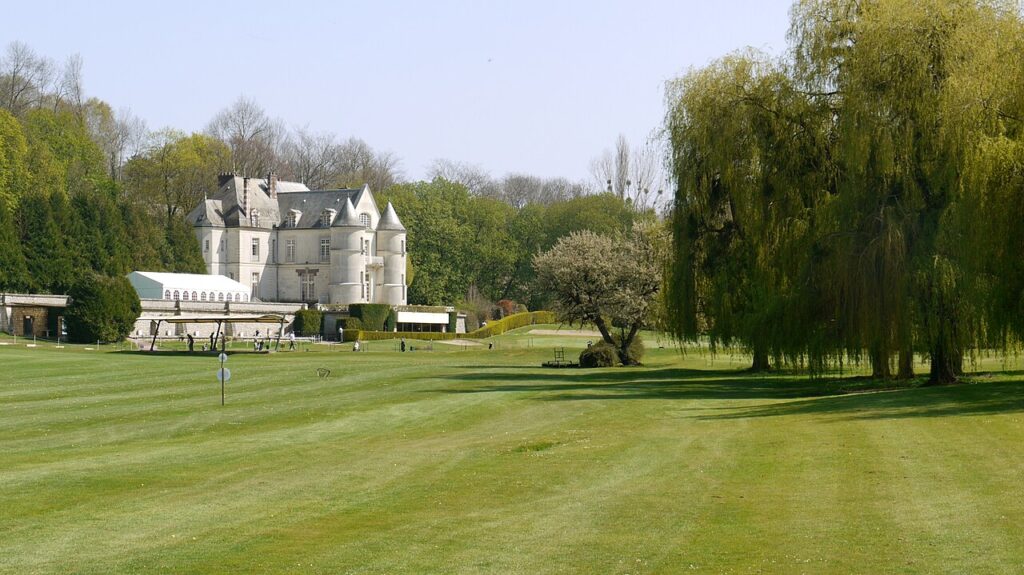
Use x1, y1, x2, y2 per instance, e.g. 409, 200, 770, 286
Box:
293, 309, 323, 337
65, 273, 141, 343
618, 334, 645, 365
339, 317, 364, 332
384, 309, 398, 332
350, 303, 391, 331
579, 342, 617, 368
447, 311, 458, 333
463, 310, 480, 332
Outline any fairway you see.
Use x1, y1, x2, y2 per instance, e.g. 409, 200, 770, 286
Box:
3, 330, 1024, 574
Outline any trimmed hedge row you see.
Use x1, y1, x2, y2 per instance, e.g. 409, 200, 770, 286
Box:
466, 311, 556, 338
349, 303, 391, 331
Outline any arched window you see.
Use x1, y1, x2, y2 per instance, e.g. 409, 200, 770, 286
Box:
192, 291, 198, 300
244, 294, 249, 302
200, 292, 206, 301
234, 293, 240, 302
217, 292, 224, 302
359, 213, 371, 229
164, 290, 171, 300
182, 291, 189, 301
173, 290, 180, 300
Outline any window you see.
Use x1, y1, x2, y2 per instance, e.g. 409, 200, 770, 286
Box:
220, 239, 225, 252
359, 213, 371, 229
360, 271, 364, 283
229, 272, 234, 280
362, 238, 369, 255
234, 293, 241, 302
164, 289, 171, 300
401, 239, 405, 254
200, 292, 206, 301
321, 210, 335, 227
244, 294, 249, 302
182, 291, 189, 301
250, 209, 260, 227
301, 273, 316, 301
286, 239, 295, 263
192, 291, 197, 301
173, 290, 180, 301
270, 239, 277, 264
204, 239, 210, 253
320, 238, 330, 262
217, 292, 224, 302
251, 238, 260, 262
251, 273, 260, 299
287, 210, 300, 227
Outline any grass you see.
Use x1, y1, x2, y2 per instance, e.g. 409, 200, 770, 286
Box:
2, 328, 1024, 574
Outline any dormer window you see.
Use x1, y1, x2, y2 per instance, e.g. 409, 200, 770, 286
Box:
287, 209, 301, 228
321, 209, 337, 227
250, 209, 260, 227
359, 213, 371, 230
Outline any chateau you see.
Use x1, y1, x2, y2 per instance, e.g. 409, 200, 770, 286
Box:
187, 174, 407, 306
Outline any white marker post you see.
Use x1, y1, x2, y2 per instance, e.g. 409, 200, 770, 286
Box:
217, 352, 231, 405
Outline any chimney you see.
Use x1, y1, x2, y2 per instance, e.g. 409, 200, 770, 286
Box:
268, 171, 278, 199
218, 172, 235, 188
242, 177, 250, 218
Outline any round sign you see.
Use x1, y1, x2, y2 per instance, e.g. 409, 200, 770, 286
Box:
216, 368, 231, 383
218, 353, 228, 363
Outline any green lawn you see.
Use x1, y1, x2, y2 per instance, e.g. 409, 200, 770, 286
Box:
2, 329, 1024, 574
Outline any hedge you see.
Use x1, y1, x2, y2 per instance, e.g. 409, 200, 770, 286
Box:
349, 303, 391, 331
466, 311, 556, 338
293, 309, 323, 337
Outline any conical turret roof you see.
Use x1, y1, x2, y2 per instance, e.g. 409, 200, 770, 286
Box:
377, 202, 406, 232
332, 197, 363, 228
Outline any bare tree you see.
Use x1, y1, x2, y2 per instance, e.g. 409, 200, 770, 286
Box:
85, 99, 148, 181
206, 96, 286, 176
332, 137, 403, 190
281, 127, 343, 189
0, 41, 55, 116
590, 133, 668, 211
56, 54, 85, 115
428, 158, 496, 195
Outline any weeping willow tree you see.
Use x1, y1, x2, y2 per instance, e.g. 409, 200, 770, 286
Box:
666, 51, 832, 370
667, 0, 1024, 383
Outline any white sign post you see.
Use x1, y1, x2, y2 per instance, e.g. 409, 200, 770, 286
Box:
217, 353, 230, 405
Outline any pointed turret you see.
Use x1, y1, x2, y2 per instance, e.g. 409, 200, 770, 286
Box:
332, 197, 363, 228
377, 202, 406, 232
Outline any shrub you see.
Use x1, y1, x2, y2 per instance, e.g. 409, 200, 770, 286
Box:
293, 309, 323, 337
463, 310, 480, 332
65, 273, 141, 343
350, 303, 391, 331
384, 309, 398, 332
579, 342, 617, 368
447, 311, 458, 333
339, 317, 364, 332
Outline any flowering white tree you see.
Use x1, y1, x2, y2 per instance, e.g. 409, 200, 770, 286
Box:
533, 223, 666, 365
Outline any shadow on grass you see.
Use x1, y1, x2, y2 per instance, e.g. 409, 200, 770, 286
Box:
436, 367, 1024, 420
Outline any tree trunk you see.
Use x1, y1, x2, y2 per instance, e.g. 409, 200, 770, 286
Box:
870, 347, 892, 379
897, 347, 914, 379
750, 345, 771, 372
617, 323, 641, 366
927, 343, 959, 385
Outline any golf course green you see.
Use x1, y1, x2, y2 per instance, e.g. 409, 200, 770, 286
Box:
2, 328, 1023, 574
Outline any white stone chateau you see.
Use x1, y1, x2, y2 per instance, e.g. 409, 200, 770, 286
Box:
186, 173, 407, 305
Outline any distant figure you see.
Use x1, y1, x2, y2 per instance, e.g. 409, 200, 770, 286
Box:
209, 333, 215, 349
488, 342, 493, 350
353, 341, 361, 352
400, 338, 406, 352
186, 333, 194, 352
289, 332, 296, 350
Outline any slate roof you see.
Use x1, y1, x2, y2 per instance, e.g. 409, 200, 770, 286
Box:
377, 202, 406, 231
188, 176, 385, 230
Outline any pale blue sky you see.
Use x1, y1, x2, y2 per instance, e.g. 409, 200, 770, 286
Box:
3, 1, 793, 182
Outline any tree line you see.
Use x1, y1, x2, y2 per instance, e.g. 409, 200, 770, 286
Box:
666, 0, 1024, 384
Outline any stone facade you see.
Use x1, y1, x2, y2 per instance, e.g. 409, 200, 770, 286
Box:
187, 174, 408, 306
0, 294, 68, 338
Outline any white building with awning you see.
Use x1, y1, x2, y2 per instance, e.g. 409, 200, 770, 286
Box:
128, 271, 252, 303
